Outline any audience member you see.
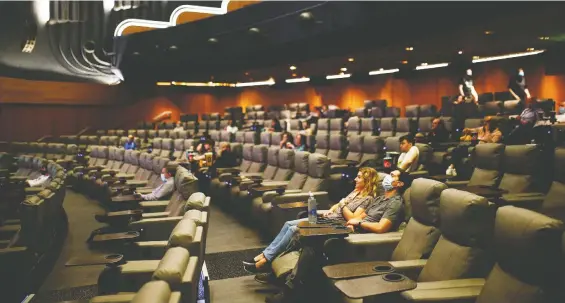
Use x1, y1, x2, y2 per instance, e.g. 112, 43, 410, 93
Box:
397, 134, 419, 173
124, 135, 137, 150
173, 121, 184, 132
243, 167, 379, 273
259, 171, 411, 302
284, 133, 307, 151
209, 142, 237, 173
267, 118, 283, 132
427, 117, 450, 145
225, 120, 239, 134
279, 132, 294, 149
134, 165, 176, 201
26, 164, 51, 188
507, 101, 540, 144
299, 121, 313, 136
194, 139, 214, 161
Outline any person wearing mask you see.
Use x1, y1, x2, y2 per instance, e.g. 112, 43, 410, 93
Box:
225, 120, 239, 134
267, 118, 283, 133
259, 171, 410, 302
453, 68, 479, 128
279, 132, 294, 149
427, 117, 450, 145
284, 133, 307, 151
124, 135, 137, 150
194, 139, 214, 161
243, 167, 380, 274
173, 121, 184, 132
397, 134, 419, 173
26, 164, 51, 187
134, 165, 176, 201
508, 68, 531, 109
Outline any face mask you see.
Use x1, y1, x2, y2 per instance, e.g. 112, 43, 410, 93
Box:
161, 174, 167, 182
382, 175, 394, 192
466, 71, 472, 76
518, 71, 524, 77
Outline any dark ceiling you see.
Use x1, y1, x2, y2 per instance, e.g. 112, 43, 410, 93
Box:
0, 1, 563, 86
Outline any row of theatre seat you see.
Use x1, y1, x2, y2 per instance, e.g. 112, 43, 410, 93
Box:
0, 154, 67, 301
198, 142, 565, 302
2, 143, 215, 302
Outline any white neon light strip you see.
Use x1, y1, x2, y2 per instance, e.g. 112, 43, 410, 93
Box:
472, 50, 545, 63
368, 68, 400, 76
415, 63, 450, 70
285, 77, 311, 83
326, 73, 351, 80
114, 0, 231, 36
235, 79, 276, 87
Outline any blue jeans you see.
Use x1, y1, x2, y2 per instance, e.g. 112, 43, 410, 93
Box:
263, 218, 307, 261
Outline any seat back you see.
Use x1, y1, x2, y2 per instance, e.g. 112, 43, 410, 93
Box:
260, 132, 271, 146
160, 138, 173, 158
359, 136, 384, 165
360, 118, 375, 137
379, 117, 396, 137
540, 147, 565, 221
302, 153, 331, 192
418, 189, 496, 282
248, 145, 268, 173
327, 135, 345, 161
346, 135, 363, 162
468, 143, 505, 187
391, 178, 447, 261
314, 134, 329, 156
329, 118, 343, 135
271, 132, 283, 146
273, 149, 294, 181
261, 146, 279, 180
317, 118, 330, 136
346, 117, 361, 136
499, 144, 541, 193
475, 206, 564, 303
239, 144, 254, 172
287, 151, 309, 190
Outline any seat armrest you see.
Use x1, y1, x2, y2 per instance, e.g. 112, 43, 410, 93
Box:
390, 259, 427, 280
330, 232, 403, 263
260, 181, 290, 187
409, 170, 429, 178
445, 180, 469, 188
500, 193, 546, 210
141, 211, 170, 219
139, 201, 170, 212
401, 279, 485, 302
272, 191, 329, 207
90, 293, 136, 303
24, 187, 43, 194
241, 172, 263, 178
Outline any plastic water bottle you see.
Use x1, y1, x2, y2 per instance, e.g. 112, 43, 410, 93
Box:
308, 192, 317, 224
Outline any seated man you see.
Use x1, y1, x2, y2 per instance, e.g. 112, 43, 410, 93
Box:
124, 135, 137, 150
261, 171, 412, 303
133, 165, 176, 201
26, 165, 51, 188
397, 134, 419, 173
209, 142, 237, 175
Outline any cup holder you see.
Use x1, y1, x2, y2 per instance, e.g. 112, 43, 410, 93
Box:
373, 265, 393, 273
382, 273, 405, 282
105, 254, 123, 260
126, 231, 140, 236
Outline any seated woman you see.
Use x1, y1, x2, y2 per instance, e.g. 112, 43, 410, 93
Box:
279, 132, 294, 149
446, 117, 502, 176
284, 133, 307, 151
266, 118, 283, 133
242, 167, 380, 273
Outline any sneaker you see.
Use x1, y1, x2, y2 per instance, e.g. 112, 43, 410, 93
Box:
242, 258, 256, 266
244, 263, 270, 274
255, 273, 278, 285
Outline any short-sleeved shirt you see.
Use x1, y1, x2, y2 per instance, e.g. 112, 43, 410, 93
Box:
325, 193, 372, 221
398, 145, 419, 172
508, 75, 527, 99
459, 76, 474, 98
361, 194, 404, 231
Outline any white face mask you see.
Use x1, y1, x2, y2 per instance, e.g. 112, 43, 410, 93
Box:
382, 175, 394, 192
161, 174, 167, 182
518, 71, 524, 77
466, 70, 472, 76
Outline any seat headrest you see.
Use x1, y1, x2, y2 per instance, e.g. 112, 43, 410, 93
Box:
267, 146, 279, 166
439, 189, 495, 247
175, 168, 198, 199
183, 209, 204, 223
315, 135, 329, 149
348, 135, 363, 152
294, 151, 309, 174
494, 206, 564, 286
242, 144, 254, 160
363, 137, 383, 154
131, 281, 172, 303
184, 192, 207, 211
473, 143, 505, 170
308, 153, 330, 178
168, 219, 197, 248
410, 178, 447, 227
277, 149, 294, 169
503, 144, 539, 175
152, 247, 190, 284
252, 145, 268, 163
553, 147, 565, 183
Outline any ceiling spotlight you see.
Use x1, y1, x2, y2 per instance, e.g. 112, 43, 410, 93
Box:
244, 72, 250, 76
484, 31, 493, 35
132, 51, 140, 55
169, 45, 178, 50
340, 67, 347, 72
458, 50, 463, 54
348, 58, 355, 62
299, 11, 314, 21
401, 60, 408, 64
292, 73, 297, 77
421, 63, 428, 66
208, 37, 218, 43
248, 27, 260, 34
526, 48, 535, 51
289, 65, 297, 70
538, 36, 550, 40
405, 47, 414, 51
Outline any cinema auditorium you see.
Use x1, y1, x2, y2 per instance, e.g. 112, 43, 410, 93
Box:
1, 1, 565, 303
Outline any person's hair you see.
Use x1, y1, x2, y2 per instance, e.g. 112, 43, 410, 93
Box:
165, 164, 177, 177
358, 167, 380, 197
220, 142, 230, 150
397, 172, 413, 193
399, 134, 415, 145
294, 133, 306, 148
272, 118, 282, 131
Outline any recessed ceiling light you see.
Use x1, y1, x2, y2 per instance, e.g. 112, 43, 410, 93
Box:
169, 45, 178, 50
132, 51, 140, 55
538, 36, 550, 40
458, 50, 463, 54
348, 58, 354, 62
208, 37, 218, 43
472, 56, 479, 60
484, 31, 493, 35
244, 72, 250, 76
292, 73, 297, 77
340, 67, 347, 72
526, 48, 535, 51
421, 63, 428, 66
290, 65, 297, 70
405, 47, 414, 51
401, 60, 408, 64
